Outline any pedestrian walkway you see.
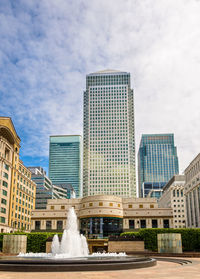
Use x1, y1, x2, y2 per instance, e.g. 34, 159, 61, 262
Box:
0, 258, 199, 279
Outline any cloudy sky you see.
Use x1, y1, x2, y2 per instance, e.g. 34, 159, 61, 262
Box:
0, 0, 200, 177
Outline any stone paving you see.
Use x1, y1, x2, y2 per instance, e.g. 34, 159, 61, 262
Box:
0, 258, 200, 279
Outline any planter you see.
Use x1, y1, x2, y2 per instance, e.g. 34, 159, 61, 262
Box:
3, 235, 27, 254
108, 241, 144, 253
157, 233, 182, 253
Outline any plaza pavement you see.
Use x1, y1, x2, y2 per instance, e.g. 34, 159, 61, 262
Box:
0, 258, 199, 279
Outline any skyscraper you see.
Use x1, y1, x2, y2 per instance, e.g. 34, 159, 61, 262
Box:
49, 135, 82, 197
138, 134, 179, 197
83, 70, 136, 197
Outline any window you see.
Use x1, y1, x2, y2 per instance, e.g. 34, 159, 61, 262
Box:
89, 203, 93, 207
0, 217, 5, 224
152, 219, 158, 228
3, 172, 8, 179
51, 206, 54, 210
1, 208, 6, 214
1, 199, 7, 205
46, 221, 52, 230
109, 203, 113, 206
4, 164, 9, 171
57, 221, 63, 230
129, 220, 134, 229
61, 206, 65, 210
140, 220, 146, 228
99, 202, 103, 206
2, 181, 8, 187
35, 221, 40, 230
2, 190, 7, 196
150, 204, 154, 208
128, 204, 132, 208
139, 204, 143, 208
163, 219, 170, 228
181, 190, 183, 197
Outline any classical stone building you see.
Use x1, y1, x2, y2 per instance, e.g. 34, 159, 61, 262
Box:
158, 175, 186, 228
31, 195, 173, 236
184, 153, 200, 228
0, 117, 36, 232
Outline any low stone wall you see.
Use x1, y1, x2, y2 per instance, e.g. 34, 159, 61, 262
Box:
3, 235, 27, 254
108, 241, 144, 253
157, 233, 182, 253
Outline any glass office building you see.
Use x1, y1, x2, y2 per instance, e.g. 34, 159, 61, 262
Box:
49, 135, 82, 197
83, 70, 136, 197
138, 134, 179, 197
28, 167, 68, 209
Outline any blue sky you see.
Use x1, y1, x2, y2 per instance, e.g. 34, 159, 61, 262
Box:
0, 0, 200, 175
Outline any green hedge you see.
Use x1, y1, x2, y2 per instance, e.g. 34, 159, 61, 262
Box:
0, 232, 63, 253
1, 229, 200, 253
121, 229, 200, 252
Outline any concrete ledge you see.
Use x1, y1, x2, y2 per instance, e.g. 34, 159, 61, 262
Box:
108, 241, 144, 253
0, 256, 156, 272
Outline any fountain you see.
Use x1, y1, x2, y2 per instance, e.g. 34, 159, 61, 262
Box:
0, 207, 156, 271
52, 207, 89, 257
18, 207, 123, 259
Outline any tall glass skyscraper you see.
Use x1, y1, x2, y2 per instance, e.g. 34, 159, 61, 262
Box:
49, 135, 82, 197
138, 134, 179, 197
83, 69, 136, 197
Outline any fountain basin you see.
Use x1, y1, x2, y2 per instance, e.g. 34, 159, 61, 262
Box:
0, 255, 156, 272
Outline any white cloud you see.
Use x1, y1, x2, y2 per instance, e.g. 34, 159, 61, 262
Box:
0, 0, 200, 174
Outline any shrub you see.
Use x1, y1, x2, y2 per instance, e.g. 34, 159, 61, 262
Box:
121, 228, 200, 252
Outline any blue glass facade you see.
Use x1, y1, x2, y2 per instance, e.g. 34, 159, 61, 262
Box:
138, 134, 179, 197
49, 136, 82, 197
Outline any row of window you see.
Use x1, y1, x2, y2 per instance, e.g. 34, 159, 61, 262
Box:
129, 219, 170, 229
19, 166, 30, 178
11, 221, 30, 230
173, 189, 184, 197
185, 159, 200, 182
14, 205, 30, 214
15, 173, 34, 189
35, 220, 63, 230
16, 183, 34, 196
35, 218, 170, 231
13, 213, 30, 221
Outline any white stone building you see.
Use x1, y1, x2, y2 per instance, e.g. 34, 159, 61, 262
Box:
158, 175, 186, 228
184, 153, 200, 228
31, 195, 173, 236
